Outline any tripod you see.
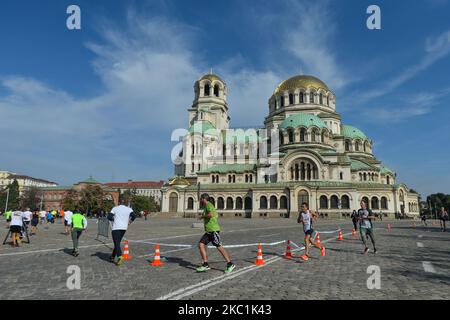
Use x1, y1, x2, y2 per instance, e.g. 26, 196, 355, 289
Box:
2, 220, 30, 245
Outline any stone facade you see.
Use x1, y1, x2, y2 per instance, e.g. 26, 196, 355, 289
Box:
162, 74, 419, 218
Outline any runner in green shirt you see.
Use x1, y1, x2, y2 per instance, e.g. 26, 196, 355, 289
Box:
196, 194, 235, 274
70, 209, 87, 257
5, 210, 12, 229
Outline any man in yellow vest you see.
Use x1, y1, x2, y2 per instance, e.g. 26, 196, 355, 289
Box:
70, 208, 87, 257
5, 210, 12, 229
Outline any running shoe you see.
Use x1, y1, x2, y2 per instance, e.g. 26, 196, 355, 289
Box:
300, 254, 309, 261
115, 256, 125, 266
16, 236, 22, 246
196, 265, 211, 272
364, 247, 370, 255
224, 263, 236, 274
109, 256, 115, 263
321, 246, 326, 257
73, 250, 79, 257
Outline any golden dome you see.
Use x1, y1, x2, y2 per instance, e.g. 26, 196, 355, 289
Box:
199, 74, 224, 83
274, 75, 329, 94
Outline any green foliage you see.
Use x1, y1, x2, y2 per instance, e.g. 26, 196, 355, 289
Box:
61, 189, 78, 211
19, 187, 42, 211
0, 180, 20, 211
426, 193, 450, 216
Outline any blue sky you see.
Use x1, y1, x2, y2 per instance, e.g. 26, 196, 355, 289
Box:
0, 0, 449, 197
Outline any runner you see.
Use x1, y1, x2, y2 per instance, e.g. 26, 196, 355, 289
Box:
357, 200, 377, 254
30, 211, 39, 235
70, 209, 87, 257
196, 194, 235, 273
22, 208, 32, 234
5, 210, 12, 229
297, 202, 325, 261
39, 210, 46, 224
59, 209, 65, 224
46, 211, 53, 225
439, 207, 448, 232
351, 210, 358, 231
64, 209, 73, 235
421, 213, 428, 227
108, 199, 137, 266
9, 208, 25, 247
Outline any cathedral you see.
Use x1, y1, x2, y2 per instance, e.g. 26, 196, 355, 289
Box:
161, 73, 420, 219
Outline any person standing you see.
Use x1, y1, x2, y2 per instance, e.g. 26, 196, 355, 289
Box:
297, 202, 325, 261
196, 194, 235, 273
108, 200, 137, 266
22, 208, 32, 235
357, 200, 377, 254
70, 209, 87, 257
64, 209, 73, 235
439, 207, 448, 232
9, 208, 25, 247
421, 213, 428, 227
39, 210, 46, 224
351, 210, 358, 231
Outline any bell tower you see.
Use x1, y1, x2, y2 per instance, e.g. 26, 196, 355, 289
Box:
188, 73, 230, 130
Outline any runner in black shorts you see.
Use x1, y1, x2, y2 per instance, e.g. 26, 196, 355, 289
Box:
196, 194, 235, 274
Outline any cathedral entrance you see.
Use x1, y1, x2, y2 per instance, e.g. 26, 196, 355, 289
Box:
244, 196, 252, 218
297, 190, 309, 211
169, 192, 178, 212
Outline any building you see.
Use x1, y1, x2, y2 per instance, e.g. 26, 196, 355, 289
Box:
161, 73, 420, 218
104, 180, 164, 201
0, 171, 58, 195
39, 177, 119, 211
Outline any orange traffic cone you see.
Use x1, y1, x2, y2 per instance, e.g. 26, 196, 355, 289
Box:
255, 243, 265, 265
150, 243, 164, 266
122, 240, 131, 260
316, 232, 321, 245
352, 228, 356, 237
337, 230, 343, 241
284, 240, 293, 259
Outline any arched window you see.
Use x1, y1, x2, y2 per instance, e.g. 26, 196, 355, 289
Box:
260, 196, 268, 209
270, 196, 278, 209
320, 195, 328, 209
386, 176, 390, 185
345, 140, 350, 151
217, 197, 224, 210
228, 175, 232, 183
330, 195, 339, 209
381, 197, 388, 210
226, 197, 234, 210
245, 175, 248, 183
310, 91, 315, 104
289, 93, 294, 105
327, 95, 330, 106
209, 197, 215, 206
300, 128, 306, 142
341, 195, 350, 209
249, 174, 253, 183
279, 131, 284, 145
232, 175, 236, 183
236, 197, 243, 210
288, 129, 294, 143
280, 196, 287, 209
355, 140, 360, 151
363, 173, 367, 181
204, 84, 210, 96
300, 92, 305, 103
187, 197, 194, 210
214, 84, 219, 97
371, 197, 379, 210
311, 129, 317, 142
211, 175, 215, 183
319, 93, 323, 105
280, 96, 285, 107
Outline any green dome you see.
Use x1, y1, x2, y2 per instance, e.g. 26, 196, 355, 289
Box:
279, 113, 327, 130
341, 125, 368, 140
188, 121, 218, 135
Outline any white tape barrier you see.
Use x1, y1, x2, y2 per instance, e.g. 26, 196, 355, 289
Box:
208, 240, 286, 249
127, 240, 192, 248
314, 228, 341, 234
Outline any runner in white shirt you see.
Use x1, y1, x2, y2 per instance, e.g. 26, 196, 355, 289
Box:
22, 208, 32, 232
64, 210, 73, 235
40, 210, 46, 224
9, 208, 25, 247
108, 200, 137, 266
297, 202, 325, 261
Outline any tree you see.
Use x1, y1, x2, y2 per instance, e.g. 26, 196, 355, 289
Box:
426, 193, 450, 217
78, 185, 104, 216
61, 189, 78, 211
0, 180, 20, 211
20, 187, 42, 211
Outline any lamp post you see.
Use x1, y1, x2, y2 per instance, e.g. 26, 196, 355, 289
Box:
4, 188, 10, 213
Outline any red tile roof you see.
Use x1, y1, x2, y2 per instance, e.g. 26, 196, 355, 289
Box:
105, 180, 164, 189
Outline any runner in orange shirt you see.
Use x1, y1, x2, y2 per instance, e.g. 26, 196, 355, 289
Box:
59, 209, 65, 224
